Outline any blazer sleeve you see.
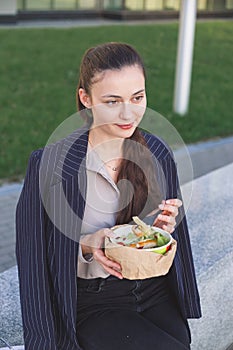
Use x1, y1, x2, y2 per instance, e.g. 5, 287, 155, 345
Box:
163, 154, 202, 319
15, 150, 57, 349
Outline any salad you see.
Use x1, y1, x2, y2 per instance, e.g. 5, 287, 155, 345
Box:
112, 216, 170, 249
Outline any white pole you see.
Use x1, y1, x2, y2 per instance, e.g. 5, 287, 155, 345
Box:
173, 0, 197, 115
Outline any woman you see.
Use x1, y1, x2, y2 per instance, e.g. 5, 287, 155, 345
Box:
16, 42, 201, 350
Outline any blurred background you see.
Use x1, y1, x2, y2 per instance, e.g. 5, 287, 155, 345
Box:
16, 0, 233, 12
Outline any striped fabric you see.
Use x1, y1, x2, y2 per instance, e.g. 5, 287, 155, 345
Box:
16, 126, 201, 350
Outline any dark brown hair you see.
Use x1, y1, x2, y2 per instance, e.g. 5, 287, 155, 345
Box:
77, 42, 162, 224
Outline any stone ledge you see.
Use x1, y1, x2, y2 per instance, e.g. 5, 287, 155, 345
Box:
174, 136, 233, 184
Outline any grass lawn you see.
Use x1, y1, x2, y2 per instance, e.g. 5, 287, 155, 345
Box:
0, 21, 232, 181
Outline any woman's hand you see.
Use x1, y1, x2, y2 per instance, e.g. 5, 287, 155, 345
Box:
153, 198, 182, 234
80, 228, 123, 279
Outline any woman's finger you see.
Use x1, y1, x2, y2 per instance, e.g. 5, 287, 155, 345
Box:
165, 198, 182, 207
93, 249, 123, 279
157, 214, 176, 225
102, 265, 123, 279
94, 250, 121, 271
162, 224, 175, 234
158, 204, 178, 217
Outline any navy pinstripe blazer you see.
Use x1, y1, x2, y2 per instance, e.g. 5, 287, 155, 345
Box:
16, 125, 201, 350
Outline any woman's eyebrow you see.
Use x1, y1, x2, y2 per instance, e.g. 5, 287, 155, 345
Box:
101, 94, 122, 98
101, 89, 145, 98
132, 89, 145, 96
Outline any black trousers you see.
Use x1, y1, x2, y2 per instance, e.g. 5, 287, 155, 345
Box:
76, 275, 191, 350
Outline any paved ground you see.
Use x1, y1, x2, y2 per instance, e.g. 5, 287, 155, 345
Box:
0, 184, 22, 273
0, 17, 179, 29
0, 17, 231, 29
186, 162, 233, 350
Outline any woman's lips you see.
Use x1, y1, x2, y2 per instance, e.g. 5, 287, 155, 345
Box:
115, 123, 134, 130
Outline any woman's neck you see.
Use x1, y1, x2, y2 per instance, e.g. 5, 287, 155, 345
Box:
88, 128, 124, 160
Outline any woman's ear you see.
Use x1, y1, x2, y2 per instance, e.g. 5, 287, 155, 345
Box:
78, 88, 92, 108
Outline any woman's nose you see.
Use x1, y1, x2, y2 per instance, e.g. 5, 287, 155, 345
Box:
119, 102, 134, 121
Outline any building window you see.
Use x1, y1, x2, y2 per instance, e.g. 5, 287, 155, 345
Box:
17, 0, 233, 11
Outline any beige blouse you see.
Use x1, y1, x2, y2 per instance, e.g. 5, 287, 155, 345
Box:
77, 144, 120, 279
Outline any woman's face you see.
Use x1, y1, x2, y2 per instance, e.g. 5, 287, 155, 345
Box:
80, 65, 147, 140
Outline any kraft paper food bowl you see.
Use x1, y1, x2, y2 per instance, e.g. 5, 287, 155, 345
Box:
111, 225, 172, 255
106, 225, 177, 279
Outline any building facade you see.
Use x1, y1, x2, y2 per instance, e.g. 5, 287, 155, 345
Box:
17, 0, 233, 11
1, 0, 233, 23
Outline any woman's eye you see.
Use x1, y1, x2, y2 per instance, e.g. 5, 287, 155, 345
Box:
132, 95, 144, 103
105, 100, 119, 106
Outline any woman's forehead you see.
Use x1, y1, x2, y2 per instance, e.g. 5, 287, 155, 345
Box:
91, 66, 145, 95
